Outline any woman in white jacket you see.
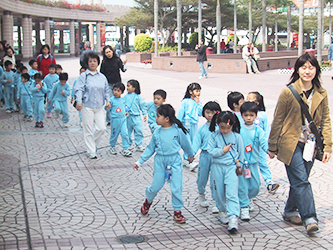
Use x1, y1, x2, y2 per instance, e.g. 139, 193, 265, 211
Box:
242, 43, 261, 74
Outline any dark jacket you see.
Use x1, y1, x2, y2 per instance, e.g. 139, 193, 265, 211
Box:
100, 56, 126, 85
196, 45, 207, 62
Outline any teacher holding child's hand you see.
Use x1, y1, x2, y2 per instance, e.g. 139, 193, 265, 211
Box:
75, 52, 111, 159
268, 53, 332, 235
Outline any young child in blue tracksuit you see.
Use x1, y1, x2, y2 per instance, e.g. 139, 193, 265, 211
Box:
133, 104, 195, 224
177, 82, 203, 168
0, 65, 3, 107
71, 67, 85, 126
0, 61, 15, 113
238, 102, 267, 222
47, 73, 70, 128
109, 82, 132, 157
30, 73, 47, 128
13, 64, 23, 112
207, 111, 244, 233
192, 101, 222, 214
44, 64, 59, 118
247, 91, 279, 193
227, 91, 245, 122
17, 73, 33, 122
29, 59, 39, 79
145, 89, 167, 134
124, 79, 147, 151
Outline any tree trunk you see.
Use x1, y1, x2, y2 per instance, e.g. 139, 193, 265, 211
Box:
299, 0, 304, 56
249, 0, 252, 43
234, 0, 237, 54
216, 0, 221, 54
154, 0, 158, 57
262, 0, 266, 52
198, 0, 202, 43
177, 0, 182, 56
317, 0, 322, 64
275, 16, 278, 51
287, 5, 291, 50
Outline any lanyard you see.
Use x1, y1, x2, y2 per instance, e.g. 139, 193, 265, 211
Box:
246, 126, 257, 163
22, 82, 32, 99
221, 133, 239, 164
126, 94, 137, 112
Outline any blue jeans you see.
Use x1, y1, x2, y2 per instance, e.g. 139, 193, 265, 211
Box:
284, 142, 317, 223
199, 61, 207, 77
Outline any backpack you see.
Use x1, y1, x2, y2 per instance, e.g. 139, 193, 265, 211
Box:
38, 54, 54, 63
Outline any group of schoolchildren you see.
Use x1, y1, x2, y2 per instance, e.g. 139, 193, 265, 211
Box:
0, 60, 70, 128
123, 82, 280, 234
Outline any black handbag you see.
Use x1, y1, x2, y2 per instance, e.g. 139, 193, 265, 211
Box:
288, 85, 324, 161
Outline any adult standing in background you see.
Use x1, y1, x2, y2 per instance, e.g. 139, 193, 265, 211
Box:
80, 41, 92, 69
0, 41, 7, 67
220, 39, 226, 53
115, 40, 123, 57
195, 39, 208, 79
268, 53, 332, 234
75, 52, 111, 159
37, 44, 56, 77
100, 45, 127, 125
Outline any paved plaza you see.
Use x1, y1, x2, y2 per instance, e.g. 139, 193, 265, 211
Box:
1, 56, 333, 250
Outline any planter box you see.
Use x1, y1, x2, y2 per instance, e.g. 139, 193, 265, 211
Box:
125, 52, 151, 63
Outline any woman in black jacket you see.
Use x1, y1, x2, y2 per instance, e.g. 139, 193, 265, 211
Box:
100, 45, 127, 125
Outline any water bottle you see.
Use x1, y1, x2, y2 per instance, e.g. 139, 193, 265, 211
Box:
235, 160, 243, 176
165, 166, 172, 183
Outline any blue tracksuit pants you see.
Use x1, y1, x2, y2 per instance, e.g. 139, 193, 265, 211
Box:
54, 100, 69, 123
211, 163, 240, 217
196, 150, 215, 200
258, 149, 272, 185
127, 115, 144, 146
20, 95, 33, 116
4, 86, 14, 110
110, 117, 130, 149
238, 163, 261, 208
33, 96, 45, 122
46, 91, 53, 113
146, 153, 184, 211
183, 122, 198, 160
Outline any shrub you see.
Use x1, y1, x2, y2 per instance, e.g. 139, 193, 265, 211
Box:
134, 34, 153, 52
189, 32, 199, 50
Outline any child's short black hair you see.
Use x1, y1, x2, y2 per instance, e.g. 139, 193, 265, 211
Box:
21, 73, 30, 81
59, 73, 68, 81
55, 64, 62, 70
20, 65, 28, 72
29, 59, 36, 66
227, 91, 244, 111
127, 79, 141, 94
202, 101, 222, 116
153, 89, 167, 99
240, 101, 259, 115
113, 82, 125, 93
49, 64, 56, 69
34, 73, 43, 80
4, 60, 13, 67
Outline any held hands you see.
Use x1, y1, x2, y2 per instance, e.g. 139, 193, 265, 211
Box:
76, 103, 82, 111
61, 90, 65, 95
47, 100, 51, 104
223, 143, 232, 153
143, 115, 147, 122
268, 151, 276, 159
124, 59, 127, 64
17, 98, 19, 101
322, 152, 331, 163
187, 157, 195, 163
105, 102, 111, 110
71, 97, 74, 104
7, 80, 12, 83
133, 164, 139, 171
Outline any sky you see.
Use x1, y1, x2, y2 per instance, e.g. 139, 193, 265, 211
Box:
69, 0, 136, 6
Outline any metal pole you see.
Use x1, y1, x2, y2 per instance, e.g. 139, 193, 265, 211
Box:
216, 0, 221, 54
298, 0, 304, 56
317, 0, 322, 64
177, 0, 182, 56
234, 0, 237, 54
154, 0, 158, 57
262, 0, 266, 52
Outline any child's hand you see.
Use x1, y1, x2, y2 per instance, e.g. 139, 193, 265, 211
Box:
47, 100, 51, 104
124, 59, 127, 64
76, 103, 82, 111
194, 96, 200, 104
143, 115, 147, 122
133, 164, 139, 170
223, 143, 232, 153
105, 102, 111, 110
7, 80, 12, 83
61, 90, 65, 95
71, 97, 74, 104
17, 98, 19, 101
187, 157, 195, 163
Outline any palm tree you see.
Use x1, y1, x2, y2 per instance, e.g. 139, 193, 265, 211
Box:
177, 0, 182, 56
234, 0, 237, 53
198, 0, 202, 43
318, 0, 323, 64
249, 0, 252, 43
154, 0, 158, 57
262, 0, 267, 52
217, 0, 221, 54
299, 0, 304, 56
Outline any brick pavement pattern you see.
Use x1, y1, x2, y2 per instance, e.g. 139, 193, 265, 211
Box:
1, 57, 333, 250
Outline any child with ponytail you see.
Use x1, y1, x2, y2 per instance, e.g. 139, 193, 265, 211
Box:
133, 104, 195, 224
207, 111, 244, 233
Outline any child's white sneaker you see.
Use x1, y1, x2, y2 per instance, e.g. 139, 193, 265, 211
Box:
212, 201, 219, 214
198, 194, 209, 207
228, 215, 238, 233
188, 162, 199, 171
63, 123, 68, 128
136, 144, 145, 152
47, 112, 52, 118
249, 199, 255, 212
240, 207, 250, 221
121, 149, 132, 157
182, 160, 189, 167
54, 113, 59, 119
218, 211, 228, 225
110, 147, 117, 155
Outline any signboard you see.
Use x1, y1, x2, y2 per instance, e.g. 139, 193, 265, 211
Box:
101, 23, 106, 47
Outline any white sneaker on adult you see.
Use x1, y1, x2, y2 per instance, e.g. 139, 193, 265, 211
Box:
212, 201, 219, 214
198, 76, 203, 79
218, 211, 228, 225
110, 147, 117, 155
228, 215, 238, 233
198, 194, 209, 207
240, 207, 250, 221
